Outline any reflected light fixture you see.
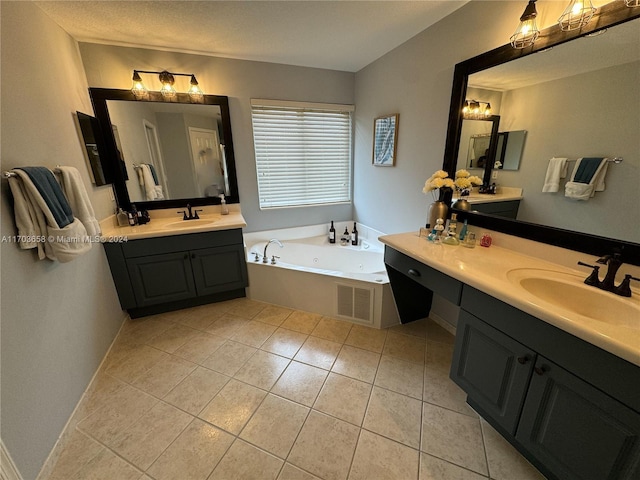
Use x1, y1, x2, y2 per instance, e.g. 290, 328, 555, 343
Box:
462, 100, 492, 119
558, 0, 596, 31
130, 70, 205, 102
625, 0, 640, 7
510, 0, 539, 49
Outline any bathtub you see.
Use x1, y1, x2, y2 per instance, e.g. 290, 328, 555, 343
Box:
243, 223, 400, 329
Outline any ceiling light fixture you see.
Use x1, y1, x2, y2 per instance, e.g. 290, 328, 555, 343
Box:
558, 0, 597, 31
510, 0, 540, 49
462, 100, 492, 119
130, 70, 205, 102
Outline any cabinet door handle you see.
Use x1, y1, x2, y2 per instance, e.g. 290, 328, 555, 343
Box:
517, 355, 530, 365
534, 366, 547, 376
408, 268, 421, 277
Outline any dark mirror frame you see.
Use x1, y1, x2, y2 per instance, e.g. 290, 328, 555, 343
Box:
89, 88, 240, 212
442, 1, 640, 265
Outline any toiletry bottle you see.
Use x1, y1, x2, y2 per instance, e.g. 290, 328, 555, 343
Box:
459, 219, 468, 241
329, 221, 336, 244
219, 194, 229, 215
442, 213, 460, 245
116, 208, 129, 227
128, 204, 138, 226
351, 222, 358, 246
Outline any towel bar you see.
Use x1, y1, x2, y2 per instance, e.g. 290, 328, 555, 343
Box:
565, 157, 623, 164
3, 166, 65, 179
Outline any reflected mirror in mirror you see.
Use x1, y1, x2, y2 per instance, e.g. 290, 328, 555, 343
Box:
75, 111, 109, 186
105, 100, 229, 203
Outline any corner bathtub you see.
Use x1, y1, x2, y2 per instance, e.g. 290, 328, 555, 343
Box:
243, 223, 400, 329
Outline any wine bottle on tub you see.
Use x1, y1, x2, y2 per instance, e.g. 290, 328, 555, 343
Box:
329, 221, 336, 244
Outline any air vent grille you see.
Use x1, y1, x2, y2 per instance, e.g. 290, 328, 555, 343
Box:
336, 283, 373, 323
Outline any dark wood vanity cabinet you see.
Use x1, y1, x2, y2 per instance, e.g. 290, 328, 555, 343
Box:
469, 199, 520, 219
104, 229, 248, 317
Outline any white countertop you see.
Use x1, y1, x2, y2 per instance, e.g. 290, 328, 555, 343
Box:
101, 208, 246, 241
379, 232, 640, 367
463, 186, 523, 204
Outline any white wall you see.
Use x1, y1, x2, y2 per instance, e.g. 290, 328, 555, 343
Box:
0, 3, 126, 479
78, 43, 356, 232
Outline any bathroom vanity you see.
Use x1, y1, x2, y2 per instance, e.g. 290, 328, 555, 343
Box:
101, 210, 248, 318
381, 232, 640, 480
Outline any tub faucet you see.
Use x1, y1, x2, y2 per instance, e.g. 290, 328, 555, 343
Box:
263, 239, 283, 263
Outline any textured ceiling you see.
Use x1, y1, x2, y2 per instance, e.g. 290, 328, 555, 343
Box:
35, 1, 468, 72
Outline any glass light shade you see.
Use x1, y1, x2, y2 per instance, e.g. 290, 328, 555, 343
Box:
558, 0, 596, 31
131, 71, 148, 99
510, 18, 539, 48
158, 71, 176, 99
624, 0, 640, 6
188, 75, 204, 102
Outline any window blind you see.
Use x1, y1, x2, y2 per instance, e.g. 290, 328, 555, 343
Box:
251, 99, 353, 209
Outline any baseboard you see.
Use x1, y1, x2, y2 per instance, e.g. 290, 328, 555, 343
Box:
1, 439, 23, 480
429, 312, 457, 336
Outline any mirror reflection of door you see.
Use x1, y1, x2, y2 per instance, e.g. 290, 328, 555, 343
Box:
468, 135, 491, 169
188, 127, 225, 197
143, 120, 170, 197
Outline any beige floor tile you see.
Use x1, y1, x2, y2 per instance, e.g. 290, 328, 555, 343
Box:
104, 345, 168, 383
172, 332, 226, 364
234, 349, 290, 390
231, 320, 278, 347
261, 328, 308, 358
331, 345, 381, 383
147, 418, 233, 480
209, 439, 283, 480
420, 453, 488, 480
70, 373, 130, 425
481, 419, 545, 480
201, 340, 257, 376
227, 298, 268, 319
163, 366, 230, 415
278, 463, 322, 480
424, 342, 473, 416
363, 386, 422, 449
77, 384, 157, 444
383, 331, 426, 364
69, 447, 142, 480
425, 319, 455, 345
254, 304, 294, 326
375, 355, 424, 399
421, 402, 488, 476
271, 361, 329, 406
173, 310, 219, 332
117, 317, 174, 346
281, 310, 323, 334
344, 325, 387, 353
206, 314, 250, 338
288, 411, 360, 480
294, 336, 342, 370
389, 318, 429, 339
240, 394, 309, 458
349, 430, 420, 480
131, 355, 196, 398
48, 429, 103, 480
310, 317, 353, 343
192, 300, 235, 318
109, 401, 192, 470
199, 379, 267, 434
313, 373, 371, 426
146, 324, 200, 353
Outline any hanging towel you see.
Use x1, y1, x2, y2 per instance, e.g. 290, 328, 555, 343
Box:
8, 168, 91, 262
542, 157, 568, 192
564, 157, 608, 201
57, 166, 101, 237
138, 164, 158, 200
146, 163, 159, 185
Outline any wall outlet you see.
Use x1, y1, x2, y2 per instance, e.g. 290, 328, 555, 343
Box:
492, 171, 498, 179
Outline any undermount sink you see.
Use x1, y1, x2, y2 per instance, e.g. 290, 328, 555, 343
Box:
507, 268, 639, 328
165, 218, 219, 229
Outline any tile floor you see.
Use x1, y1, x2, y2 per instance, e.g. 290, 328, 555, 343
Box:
42, 298, 546, 480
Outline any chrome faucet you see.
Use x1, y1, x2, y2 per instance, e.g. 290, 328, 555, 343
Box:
178, 204, 203, 220
578, 252, 640, 297
263, 239, 283, 263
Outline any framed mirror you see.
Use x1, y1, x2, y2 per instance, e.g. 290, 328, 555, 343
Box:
442, 2, 640, 264
89, 88, 240, 211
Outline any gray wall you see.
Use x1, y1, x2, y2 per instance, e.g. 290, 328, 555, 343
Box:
79, 43, 356, 232
0, 3, 126, 479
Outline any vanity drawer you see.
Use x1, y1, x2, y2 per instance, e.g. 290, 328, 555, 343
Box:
384, 247, 463, 305
121, 229, 243, 258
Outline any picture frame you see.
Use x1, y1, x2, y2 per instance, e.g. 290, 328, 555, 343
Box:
372, 114, 399, 166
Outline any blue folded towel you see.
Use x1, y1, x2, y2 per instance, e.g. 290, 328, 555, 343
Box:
16, 167, 74, 228
573, 157, 604, 184
146, 163, 159, 185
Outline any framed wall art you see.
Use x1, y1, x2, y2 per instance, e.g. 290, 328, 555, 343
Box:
372, 114, 398, 166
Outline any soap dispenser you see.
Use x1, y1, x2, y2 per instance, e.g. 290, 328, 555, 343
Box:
442, 213, 460, 245
219, 194, 229, 215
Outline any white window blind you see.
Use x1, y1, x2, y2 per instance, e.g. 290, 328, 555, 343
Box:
251, 99, 354, 209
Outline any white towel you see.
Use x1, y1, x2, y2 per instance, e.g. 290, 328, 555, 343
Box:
565, 157, 608, 201
542, 157, 568, 193
138, 164, 158, 200
57, 166, 101, 237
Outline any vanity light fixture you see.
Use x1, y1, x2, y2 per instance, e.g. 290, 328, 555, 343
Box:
510, 0, 539, 49
558, 0, 597, 31
624, 0, 640, 7
462, 100, 492, 119
130, 70, 205, 102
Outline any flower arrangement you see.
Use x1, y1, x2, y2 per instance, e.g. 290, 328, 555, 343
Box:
423, 169, 482, 201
